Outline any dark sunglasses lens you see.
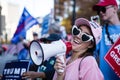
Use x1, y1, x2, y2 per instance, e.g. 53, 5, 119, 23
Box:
97, 7, 106, 15
73, 27, 80, 35
81, 34, 90, 41
101, 7, 106, 13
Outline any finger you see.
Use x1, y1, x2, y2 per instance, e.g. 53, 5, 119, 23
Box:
56, 58, 65, 64
55, 63, 65, 71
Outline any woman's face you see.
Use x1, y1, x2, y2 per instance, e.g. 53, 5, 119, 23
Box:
71, 25, 94, 53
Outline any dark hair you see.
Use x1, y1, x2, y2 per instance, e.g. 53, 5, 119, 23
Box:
79, 42, 96, 58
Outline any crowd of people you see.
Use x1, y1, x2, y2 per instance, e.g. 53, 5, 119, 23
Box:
0, 0, 120, 80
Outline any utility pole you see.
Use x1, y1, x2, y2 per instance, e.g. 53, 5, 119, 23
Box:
72, 0, 76, 26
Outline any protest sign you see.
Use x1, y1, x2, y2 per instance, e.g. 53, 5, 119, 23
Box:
2, 60, 30, 80
104, 37, 120, 77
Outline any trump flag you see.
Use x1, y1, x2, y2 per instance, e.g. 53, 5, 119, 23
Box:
11, 8, 39, 44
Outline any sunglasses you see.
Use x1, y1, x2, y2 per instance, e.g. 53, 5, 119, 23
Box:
97, 6, 114, 15
72, 25, 93, 42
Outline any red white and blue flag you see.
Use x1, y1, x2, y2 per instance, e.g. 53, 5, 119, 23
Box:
11, 8, 39, 44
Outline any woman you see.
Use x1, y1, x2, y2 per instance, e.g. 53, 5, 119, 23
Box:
53, 18, 104, 80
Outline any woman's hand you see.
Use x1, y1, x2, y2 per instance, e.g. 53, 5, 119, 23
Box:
54, 56, 66, 76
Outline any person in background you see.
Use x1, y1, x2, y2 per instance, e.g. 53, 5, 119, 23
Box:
17, 39, 30, 60
33, 32, 39, 40
53, 18, 104, 80
22, 33, 62, 80
0, 44, 8, 55
48, 23, 61, 35
93, 0, 120, 80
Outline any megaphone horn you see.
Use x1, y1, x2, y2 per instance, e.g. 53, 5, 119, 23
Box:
29, 39, 72, 66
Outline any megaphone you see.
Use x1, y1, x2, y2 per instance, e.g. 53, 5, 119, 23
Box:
29, 39, 72, 66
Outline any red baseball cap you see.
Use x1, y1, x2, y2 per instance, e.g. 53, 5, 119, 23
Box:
93, 0, 118, 11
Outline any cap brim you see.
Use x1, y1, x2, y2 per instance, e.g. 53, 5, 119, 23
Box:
75, 18, 90, 27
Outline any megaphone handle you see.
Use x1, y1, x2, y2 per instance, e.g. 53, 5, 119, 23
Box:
56, 53, 65, 73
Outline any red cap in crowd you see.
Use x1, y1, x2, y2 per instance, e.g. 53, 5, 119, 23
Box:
93, 0, 118, 11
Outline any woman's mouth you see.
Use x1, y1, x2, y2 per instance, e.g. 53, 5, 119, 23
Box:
73, 37, 81, 44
